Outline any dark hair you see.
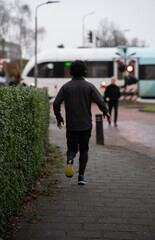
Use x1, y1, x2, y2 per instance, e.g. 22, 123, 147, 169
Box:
70, 60, 87, 77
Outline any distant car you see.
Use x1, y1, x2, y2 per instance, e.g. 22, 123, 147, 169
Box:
0, 76, 6, 85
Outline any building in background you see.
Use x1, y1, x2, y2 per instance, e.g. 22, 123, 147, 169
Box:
0, 40, 20, 59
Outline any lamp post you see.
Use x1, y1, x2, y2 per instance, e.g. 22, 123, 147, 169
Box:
35, 1, 60, 87
82, 12, 95, 47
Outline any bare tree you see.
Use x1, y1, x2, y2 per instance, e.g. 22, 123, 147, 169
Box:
0, 0, 12, 57
97, 18, 146, 47
11, 0, 45, 69
129, 37, 147, 47
0, 0, 46, 80
97, 19, 127, 47
12, 2, 31, 68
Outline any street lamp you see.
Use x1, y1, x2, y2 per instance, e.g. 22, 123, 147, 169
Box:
35, 1, 60, 87
82, 12, 95, 47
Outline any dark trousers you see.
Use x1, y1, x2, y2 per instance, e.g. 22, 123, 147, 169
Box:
108, 100, 118, 123
66, 128, 91, 177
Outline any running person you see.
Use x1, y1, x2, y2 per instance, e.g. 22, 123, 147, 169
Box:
53, 60, 111, 185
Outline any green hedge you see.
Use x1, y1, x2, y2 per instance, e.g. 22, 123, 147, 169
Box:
0, 86, 50, 229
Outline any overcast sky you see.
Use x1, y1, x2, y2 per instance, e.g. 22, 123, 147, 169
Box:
11, 0, 155, 54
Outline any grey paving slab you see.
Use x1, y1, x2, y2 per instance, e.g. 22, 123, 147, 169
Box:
12, 122, 155, 240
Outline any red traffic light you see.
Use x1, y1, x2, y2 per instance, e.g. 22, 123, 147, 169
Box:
126, 65, 134, 73
119, 64, 126, 72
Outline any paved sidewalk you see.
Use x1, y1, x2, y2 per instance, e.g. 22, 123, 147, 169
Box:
91, 104, 155, 160
51, 103, 155, 160
12, 123, 155, 240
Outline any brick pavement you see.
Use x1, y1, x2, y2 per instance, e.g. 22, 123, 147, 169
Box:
51, 103, 155, 160
91, 104, 155, 160
12, 121, 155, 240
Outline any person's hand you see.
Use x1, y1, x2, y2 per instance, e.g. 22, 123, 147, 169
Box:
106, 97, 110, 102
105, 113, 111, 123
57, 120, 64, 129
103, 112, 110, 119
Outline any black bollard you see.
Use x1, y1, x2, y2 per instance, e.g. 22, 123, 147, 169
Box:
96, 114, 104, 145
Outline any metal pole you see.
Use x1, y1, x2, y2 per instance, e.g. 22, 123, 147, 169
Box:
96, 114, 104, 145
82, 15, 85, 47
34, 1, 60, 87
34, 8, 38, 87
123, 47, 127, 87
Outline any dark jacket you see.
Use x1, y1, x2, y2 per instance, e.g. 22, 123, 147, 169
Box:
53, 77, 108, 131
104, 84, 121, 102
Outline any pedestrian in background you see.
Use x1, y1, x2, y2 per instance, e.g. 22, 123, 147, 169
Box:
104, 76, 121, 127
53, 60, 111, 185
8, 76, 19, 86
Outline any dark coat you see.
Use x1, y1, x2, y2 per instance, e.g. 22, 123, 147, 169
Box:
53, 77, 108, 131
104, 84, 121, 102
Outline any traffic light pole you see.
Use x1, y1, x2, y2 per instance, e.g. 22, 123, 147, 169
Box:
117, 47, 137, 87
123, 47, 127, 85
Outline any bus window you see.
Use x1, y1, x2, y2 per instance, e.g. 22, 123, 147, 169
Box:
139, 65, 155, 80
27, 62, 54, 78
27, 67, 34, 77
86, 62, 112, 78
39, 63, 54, 77
27, 62, 64, 78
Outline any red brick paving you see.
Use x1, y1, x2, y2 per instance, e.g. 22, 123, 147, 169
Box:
50, 103, 155, 160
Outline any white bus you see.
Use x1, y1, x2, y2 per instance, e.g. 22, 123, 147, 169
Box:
22, 47, 155, 98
